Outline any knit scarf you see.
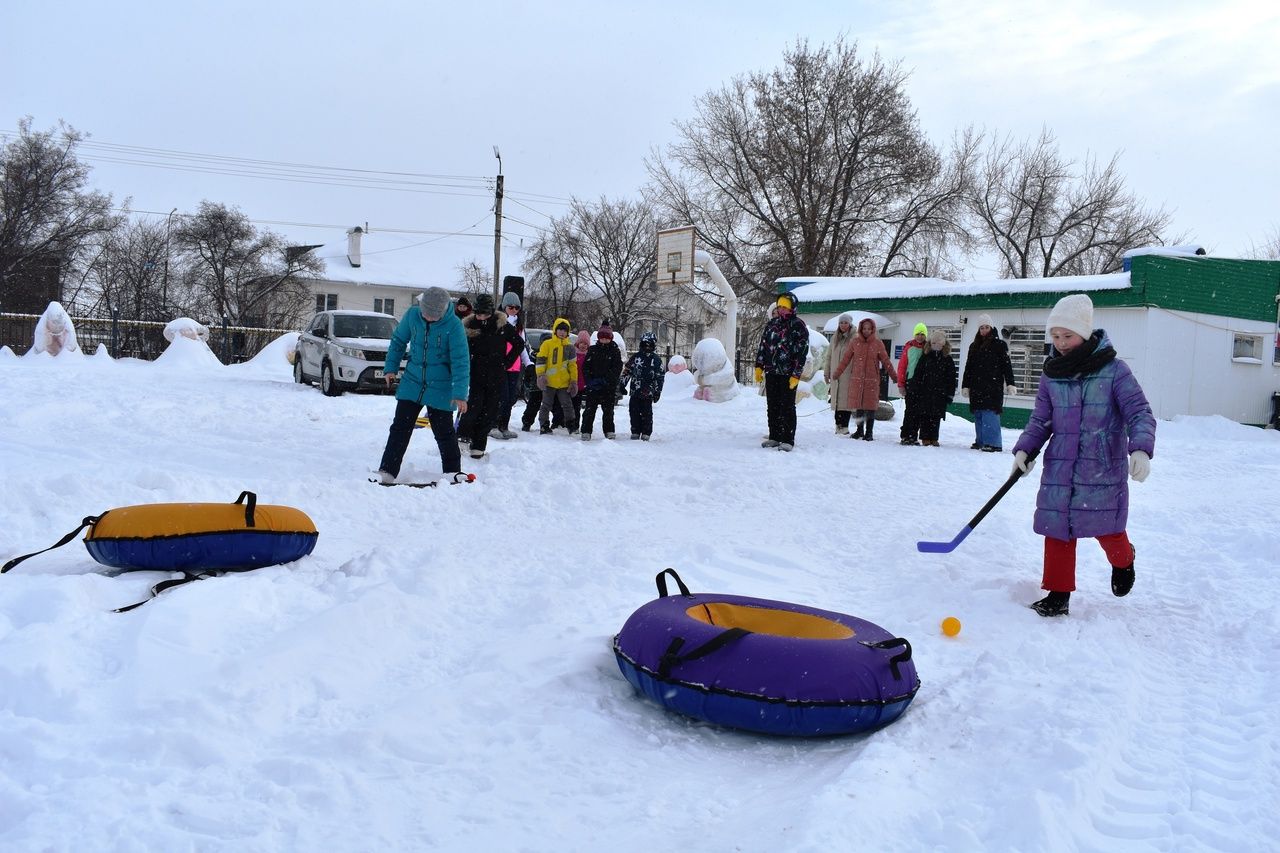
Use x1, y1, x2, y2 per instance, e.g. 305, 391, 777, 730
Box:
1042, 331, 1116, 378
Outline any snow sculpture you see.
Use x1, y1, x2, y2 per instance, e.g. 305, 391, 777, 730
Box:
690, 337, 739, 402
796, 326, 829, 402
664, 354, 695, 395
30, 302, 80, 356
163, 317, 210, 343
667, 354, 687, 374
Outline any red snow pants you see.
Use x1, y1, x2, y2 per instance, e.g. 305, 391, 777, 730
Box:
1042, 532, 1134, 592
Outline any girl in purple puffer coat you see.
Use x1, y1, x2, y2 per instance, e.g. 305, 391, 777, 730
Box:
1011, 294, 1156, 617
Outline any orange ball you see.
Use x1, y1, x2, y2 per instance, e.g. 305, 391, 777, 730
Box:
941, 616, 962, 637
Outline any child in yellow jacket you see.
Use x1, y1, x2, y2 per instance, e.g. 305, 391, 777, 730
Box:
536, 317, 578, 434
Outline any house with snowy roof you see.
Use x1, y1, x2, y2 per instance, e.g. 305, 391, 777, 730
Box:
303, 227, 464, 318
778, 250, 1280, 427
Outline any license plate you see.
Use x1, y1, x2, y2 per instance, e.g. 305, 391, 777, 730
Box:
373, 370, 385, 379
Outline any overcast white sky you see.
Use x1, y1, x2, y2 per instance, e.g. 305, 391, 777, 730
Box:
3, 0, 1278, 284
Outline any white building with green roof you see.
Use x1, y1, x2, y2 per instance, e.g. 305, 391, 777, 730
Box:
779, 253, 1280, 427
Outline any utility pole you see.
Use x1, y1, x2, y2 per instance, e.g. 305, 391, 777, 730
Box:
492, 146, 503, 301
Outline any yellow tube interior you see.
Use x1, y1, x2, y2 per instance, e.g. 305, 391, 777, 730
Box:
686, 602, 855, 639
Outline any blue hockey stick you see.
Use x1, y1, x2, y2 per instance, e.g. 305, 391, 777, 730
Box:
916, 450, 1038, 553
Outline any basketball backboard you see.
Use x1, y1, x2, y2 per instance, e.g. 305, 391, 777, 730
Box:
656, 226, 696, 287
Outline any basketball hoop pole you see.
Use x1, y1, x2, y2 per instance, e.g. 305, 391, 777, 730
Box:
694, 248, 737, 368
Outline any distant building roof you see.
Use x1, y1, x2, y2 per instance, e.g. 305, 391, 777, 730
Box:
309, 230, 464, 293
779, 272, 1131, 303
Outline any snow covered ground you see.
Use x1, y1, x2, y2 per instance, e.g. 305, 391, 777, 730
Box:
1, 339, 1277, 852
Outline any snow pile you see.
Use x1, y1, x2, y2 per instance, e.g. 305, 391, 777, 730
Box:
163, 317, 210, 343
29, 301, 79, 356
230, 332, 300, 381
689, 337, 738, 402
153, 331, 224, 370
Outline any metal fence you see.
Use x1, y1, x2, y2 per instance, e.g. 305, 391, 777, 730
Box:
0, 313, 295, 363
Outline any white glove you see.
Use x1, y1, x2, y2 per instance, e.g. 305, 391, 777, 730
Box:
960, 388, 969, 398
1006, 385, 1017, 395
1013, 450, 1036, 476
1129, 450, 1150, 482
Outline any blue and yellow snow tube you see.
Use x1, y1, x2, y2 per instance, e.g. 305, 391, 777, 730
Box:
83, 491, 318, 573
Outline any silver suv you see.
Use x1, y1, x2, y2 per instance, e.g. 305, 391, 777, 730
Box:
294, 310, 404, 396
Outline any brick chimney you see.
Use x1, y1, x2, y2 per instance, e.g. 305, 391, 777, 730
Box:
346, 226, 363, 268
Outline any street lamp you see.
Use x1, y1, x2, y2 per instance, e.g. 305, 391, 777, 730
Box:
493, 146, 503, 301
162, 207, 178, 313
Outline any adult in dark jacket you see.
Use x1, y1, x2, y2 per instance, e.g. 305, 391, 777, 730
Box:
910, 329, 958, 446
961, 313, 1017, 452
493, 291, 527, 439
460, 293, 521, 459
376, 287, 470, 481
754, 291, 810, 451
579, 321, 623, 440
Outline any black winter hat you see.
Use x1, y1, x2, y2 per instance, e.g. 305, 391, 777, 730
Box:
475, 293, 495, 314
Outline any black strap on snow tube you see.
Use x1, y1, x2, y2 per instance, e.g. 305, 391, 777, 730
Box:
655, 568, 691, 598
233, 491, 257, 528
657, 627, 751, 678
1, 514, 103, 575
112, 572, 217, 613
860, 637, 913, 681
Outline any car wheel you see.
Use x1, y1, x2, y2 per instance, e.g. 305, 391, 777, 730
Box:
321, 362, 343, 396
294, 357, 307, 385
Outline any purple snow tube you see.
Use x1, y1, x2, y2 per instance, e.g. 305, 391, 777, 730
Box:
613, 570, 919, 736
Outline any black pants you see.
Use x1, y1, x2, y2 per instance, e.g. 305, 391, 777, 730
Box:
629, 395, 654, 436
764, 373, 797, 444
467, 378, 503, 452
901, 390, 924, 441
852, 409, 876, 437
835, 410, 851, 429
580, 388, 615, 436
379, 399, 461, 476
497, 371, 521, 431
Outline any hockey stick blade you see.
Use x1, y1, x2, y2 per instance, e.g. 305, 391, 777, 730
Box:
915, 450, 1038, 554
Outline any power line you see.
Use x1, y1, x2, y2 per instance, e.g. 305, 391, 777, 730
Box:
120, 207, 495, 240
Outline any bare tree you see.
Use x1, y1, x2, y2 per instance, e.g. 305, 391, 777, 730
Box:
646, 37, 973, 307
455, 260, 490, 294
970, 128, 1176, 277
1246, 226, 1280, 260
81, 218, 168, 320
174, 201, 320, 327
0, 117, 121, 312
521, 229, 592, 329
560, 197, 659, 334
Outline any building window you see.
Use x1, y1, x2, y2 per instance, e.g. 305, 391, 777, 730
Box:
1232, 332, 1262, 363
689, 322, 704, 342
374, 298, 395, 316
658, 323, 669, 344
316, 293, 338, 312
1004, 326, 1048, 395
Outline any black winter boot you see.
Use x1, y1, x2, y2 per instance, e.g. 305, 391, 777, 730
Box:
1111, 549, 1135, 597
1030, 591, 1071, 617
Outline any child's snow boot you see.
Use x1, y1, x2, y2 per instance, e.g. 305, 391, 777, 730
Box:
631, 433, 641, 440
851, 427, 864, 439
1030, 591, 1071, 617
1111, 548, 1135, 597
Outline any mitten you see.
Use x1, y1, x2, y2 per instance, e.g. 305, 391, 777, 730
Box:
652, 393, 660, 404
1012, 450, 1037, 476
569, 385, 578, 398
536, 375, 547, 390
960, 388, 969, 398
788, 376, 798, 390
1006, 385, 1017, 395
1128, 450, 1150, 482
754, 367, 764, 383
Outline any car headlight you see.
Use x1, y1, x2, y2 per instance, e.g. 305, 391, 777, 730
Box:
336, 345, 364, 358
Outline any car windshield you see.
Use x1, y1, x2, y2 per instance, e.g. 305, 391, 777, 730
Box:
333, 315, 398, 339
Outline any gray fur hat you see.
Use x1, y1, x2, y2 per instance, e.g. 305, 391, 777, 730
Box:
419, 287, 451, 320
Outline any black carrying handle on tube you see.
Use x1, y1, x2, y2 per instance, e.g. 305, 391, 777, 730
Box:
1, 514, 103, 575
655, 568, 691, 598
234, 491, 257, 528
860, 637, 913, 681
657, 627, 751, 678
